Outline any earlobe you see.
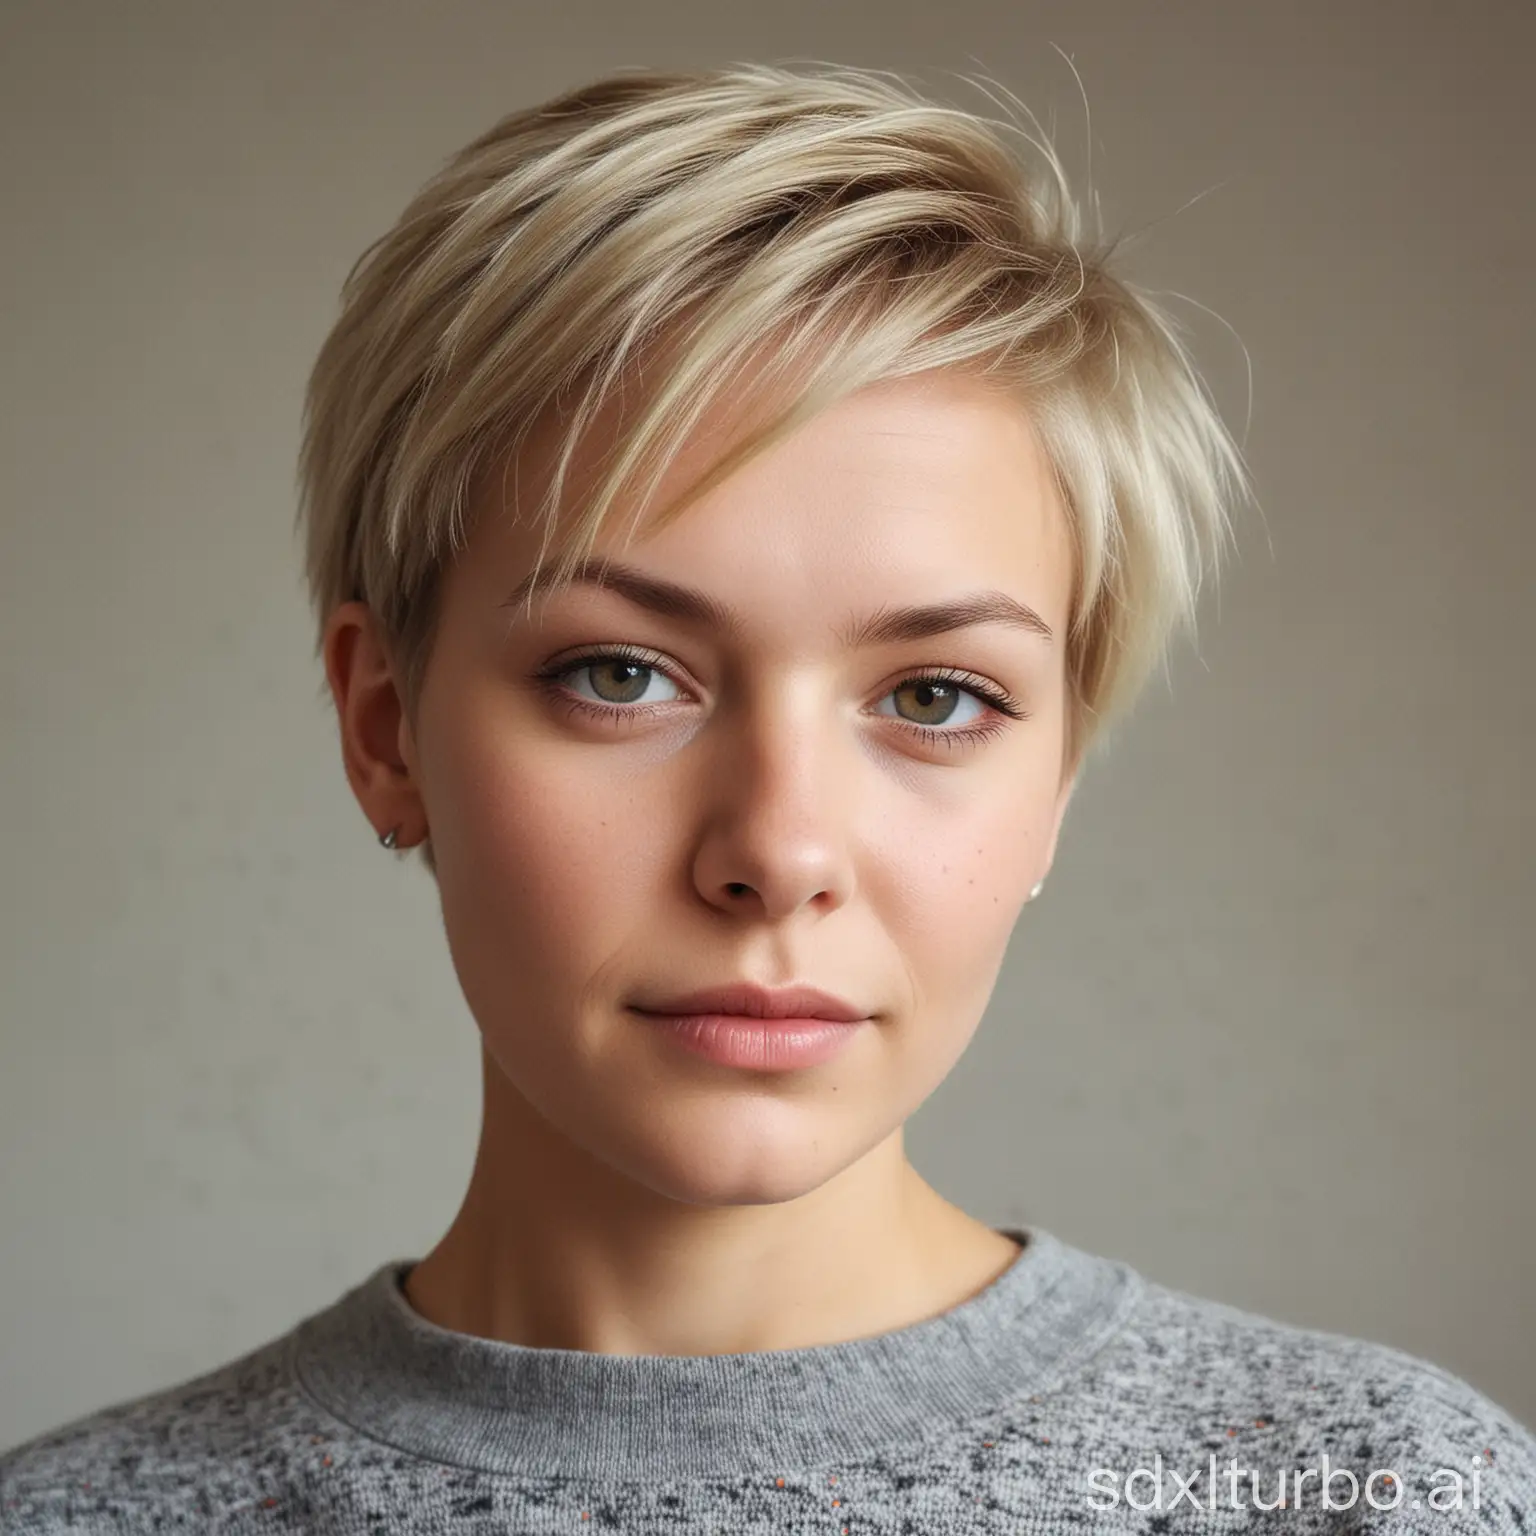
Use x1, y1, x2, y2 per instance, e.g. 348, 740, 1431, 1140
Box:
324, 602, 423, 845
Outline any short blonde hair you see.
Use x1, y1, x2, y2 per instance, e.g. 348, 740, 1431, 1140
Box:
297, 63, 1251, 876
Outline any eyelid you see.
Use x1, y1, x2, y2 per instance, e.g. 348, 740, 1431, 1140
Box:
537, 642, 687, 689
536, 643, 1029, 723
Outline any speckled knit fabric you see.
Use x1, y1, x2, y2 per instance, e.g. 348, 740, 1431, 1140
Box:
4, 1226, 1534, 1532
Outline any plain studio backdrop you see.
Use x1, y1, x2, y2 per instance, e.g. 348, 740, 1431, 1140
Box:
1, 0, 1531, 1450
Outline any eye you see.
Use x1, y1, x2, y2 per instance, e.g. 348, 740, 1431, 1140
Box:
873, 677, 990, 730
554, 651, 683, 708
870, 670, 1027, 750
534, 647, 1027, 747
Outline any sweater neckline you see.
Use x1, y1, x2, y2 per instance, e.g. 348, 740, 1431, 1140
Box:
290, 1225, 1137, 1480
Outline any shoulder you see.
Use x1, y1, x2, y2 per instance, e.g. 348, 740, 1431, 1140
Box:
0, 1332, 345, 1532
1075, 1263, 1536, 1527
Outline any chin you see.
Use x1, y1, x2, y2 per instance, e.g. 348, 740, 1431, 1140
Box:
591, 1112, 873, 1209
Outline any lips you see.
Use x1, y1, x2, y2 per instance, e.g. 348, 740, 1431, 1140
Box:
631, 982, 868, 1023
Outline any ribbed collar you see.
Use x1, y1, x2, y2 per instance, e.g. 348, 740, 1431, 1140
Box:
290, 1225, 1138, 1480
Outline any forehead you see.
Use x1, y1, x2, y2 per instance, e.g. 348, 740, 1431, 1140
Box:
463, 368, 1074, 637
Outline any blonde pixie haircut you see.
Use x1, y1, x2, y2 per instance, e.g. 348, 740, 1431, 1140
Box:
297, 63, 1251, 877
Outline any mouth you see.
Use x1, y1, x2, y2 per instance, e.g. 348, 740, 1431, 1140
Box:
629, 1008, 868, 1071
630, 981, 870, 1024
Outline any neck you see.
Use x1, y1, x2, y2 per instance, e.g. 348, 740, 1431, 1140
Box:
403, 1045, 1020, 1358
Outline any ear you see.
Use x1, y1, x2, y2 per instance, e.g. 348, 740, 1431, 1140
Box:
323, 601, 425, 843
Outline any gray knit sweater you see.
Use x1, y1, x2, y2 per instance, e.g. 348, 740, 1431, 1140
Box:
3, 1226, 1533, 1532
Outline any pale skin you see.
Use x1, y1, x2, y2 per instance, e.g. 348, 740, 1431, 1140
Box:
324, 366, 1079, 1358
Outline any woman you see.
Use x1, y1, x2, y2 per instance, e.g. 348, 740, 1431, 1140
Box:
5, 62, 1532, 1531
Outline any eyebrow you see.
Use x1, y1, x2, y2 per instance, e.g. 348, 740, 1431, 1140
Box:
502, 558, 1054, 648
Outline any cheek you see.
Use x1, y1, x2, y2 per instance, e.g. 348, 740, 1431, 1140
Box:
890, 759, 1053, 902
870, 780, 1051, 1003
427, 724, 668, 991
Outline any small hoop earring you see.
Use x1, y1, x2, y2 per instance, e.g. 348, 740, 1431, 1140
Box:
379, 827, 399, 850
1029, 881, 1044, 900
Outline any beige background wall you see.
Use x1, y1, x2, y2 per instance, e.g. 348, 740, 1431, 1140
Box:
1, 0, 1531, 1449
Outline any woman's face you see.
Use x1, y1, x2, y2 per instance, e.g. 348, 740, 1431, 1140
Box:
402, 368, 1077, 1207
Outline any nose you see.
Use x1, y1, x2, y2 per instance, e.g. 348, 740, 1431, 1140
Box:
689, 688, 857, 922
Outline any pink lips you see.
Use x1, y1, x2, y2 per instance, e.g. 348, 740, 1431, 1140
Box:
630, 982, 871, 1070
636, 1013, 866, 1070
633, 981, 867, 1023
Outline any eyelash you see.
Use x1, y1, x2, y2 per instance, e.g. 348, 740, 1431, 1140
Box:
533, 643, 1030, 751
